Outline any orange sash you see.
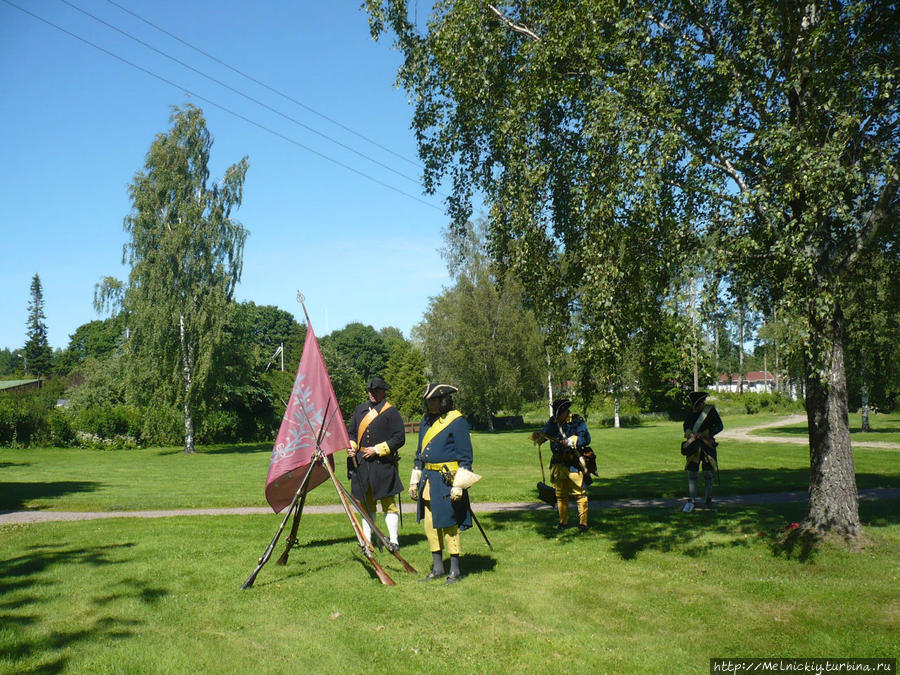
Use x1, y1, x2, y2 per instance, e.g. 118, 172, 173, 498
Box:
357, 401, 393, 445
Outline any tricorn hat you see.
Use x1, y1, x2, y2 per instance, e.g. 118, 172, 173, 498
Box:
368, 376, 390, 391
423, 383, 458, 400
688, 391, 709, 406
552, 398, 572, 418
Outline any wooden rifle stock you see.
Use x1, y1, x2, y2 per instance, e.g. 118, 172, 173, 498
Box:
335, 479, 417, 574
320, 450, 396, 586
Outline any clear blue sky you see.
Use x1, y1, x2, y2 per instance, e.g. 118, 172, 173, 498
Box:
0, 0, 454, 352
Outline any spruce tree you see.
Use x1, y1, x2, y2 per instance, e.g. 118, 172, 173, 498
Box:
23, 273, 53, 376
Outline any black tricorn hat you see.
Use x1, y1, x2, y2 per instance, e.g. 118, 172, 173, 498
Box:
368, 376, 390, 391
552, 398, 572, 418
423, 383, 458, 400
688, 391, 709, 406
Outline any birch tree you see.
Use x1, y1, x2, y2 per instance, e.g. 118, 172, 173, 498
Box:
366, 0, 900, 539
122, 105, 249, 453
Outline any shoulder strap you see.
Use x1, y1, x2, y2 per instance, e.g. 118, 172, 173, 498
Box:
357, 401, 393, 444
421, 410, 462, 450
691, 405, 711, 434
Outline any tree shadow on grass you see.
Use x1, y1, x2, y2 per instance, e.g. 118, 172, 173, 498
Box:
583, 469, 900, 502
0, 481, 100, 512
154, 442, 272, 456
199, 442, 273, 455
483, 498, 900, 565
0, 542, 167, 673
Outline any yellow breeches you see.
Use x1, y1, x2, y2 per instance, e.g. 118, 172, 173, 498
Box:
422, 500, 461, 554
363, 490, 399, 515
551, 464, 588, 526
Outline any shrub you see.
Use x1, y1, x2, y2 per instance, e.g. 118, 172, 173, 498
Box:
0, 390, 49, 446
198, 409, 242, 444
141, 405, 182, 446
46, 408, 75, 447
73, 404, 143, 440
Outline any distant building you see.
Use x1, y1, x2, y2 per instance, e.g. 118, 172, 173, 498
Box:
0, 379, 42, 395
709, 371, 778, 394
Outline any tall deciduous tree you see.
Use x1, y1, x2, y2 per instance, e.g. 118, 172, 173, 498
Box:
24, 273, 53, 376
122, 104, 249, 453
366, 0, 899, 538
384, 338, 428, 421
415, 221, 545, 429
322, 323, 390, 383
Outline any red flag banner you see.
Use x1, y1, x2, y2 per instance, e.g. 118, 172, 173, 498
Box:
265, 323, 350, 513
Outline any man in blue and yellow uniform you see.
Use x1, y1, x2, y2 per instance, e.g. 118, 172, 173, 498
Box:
681, 391, 723, 511
533, 398, 592, 532
347, 376, 406, 550
408, 383, 479, 584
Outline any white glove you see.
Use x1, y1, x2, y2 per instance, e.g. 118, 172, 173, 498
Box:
408, 468, 421, 501
450, 487, 464, 501
567, 435, 578, 448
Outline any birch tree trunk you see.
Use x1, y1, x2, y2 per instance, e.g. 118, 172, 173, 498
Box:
180, 313, 195, 454
804, 304, 861, 538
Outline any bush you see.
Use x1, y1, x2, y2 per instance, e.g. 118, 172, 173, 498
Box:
74, 404, 143, 441
46, 408, 75, 447
0, 390, 50, 446
141, 405, 182, 446
198, 409, 242, 444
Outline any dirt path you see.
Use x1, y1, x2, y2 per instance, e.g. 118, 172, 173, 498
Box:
3, 488, 898, 525
719, 414, 900, 449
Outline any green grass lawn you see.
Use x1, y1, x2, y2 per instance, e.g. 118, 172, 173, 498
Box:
749, 412, 900, 445
2, 412, 898, 672
2, 500, 898, 674
2, 413, 897, 512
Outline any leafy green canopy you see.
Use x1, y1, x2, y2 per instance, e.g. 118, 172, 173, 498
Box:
121, 104, 249, 452
366, 1, 899, 536
367, 0, 898, 376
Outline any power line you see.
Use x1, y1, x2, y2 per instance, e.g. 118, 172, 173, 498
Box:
2, 0, 443, 212
59, 0, 427, 190
103, 0, 425, 172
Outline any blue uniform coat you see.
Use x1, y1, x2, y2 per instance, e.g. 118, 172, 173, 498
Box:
414, 412, 474, 530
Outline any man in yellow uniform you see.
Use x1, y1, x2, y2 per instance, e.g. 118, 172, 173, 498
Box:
408, 383, 479, 584
533, 398, 592, 532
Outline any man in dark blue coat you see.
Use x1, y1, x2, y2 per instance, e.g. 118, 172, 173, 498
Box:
681, 391, 723, 511
409, 383, 477, 584
347, 376, 405, 549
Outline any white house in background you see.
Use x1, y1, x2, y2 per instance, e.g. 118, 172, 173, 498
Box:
709, 371, 778, 394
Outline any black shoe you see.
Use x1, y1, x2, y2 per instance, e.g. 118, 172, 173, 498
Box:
445, 572, 462, 585
556, 523, 568, 531
386, 541, 400, 553
578, 524, 588, 533
419, 570, 444, 582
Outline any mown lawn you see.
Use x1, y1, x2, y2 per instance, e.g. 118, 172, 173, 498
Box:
1, 412, 897, 511
2, 501, 898, 674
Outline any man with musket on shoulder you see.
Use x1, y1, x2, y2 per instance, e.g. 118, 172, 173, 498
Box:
347, 376, 406, 550
532, 398, 592, 533
408, 383, 480, 585
681, 391, 723, 512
